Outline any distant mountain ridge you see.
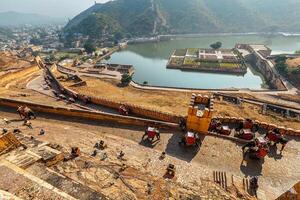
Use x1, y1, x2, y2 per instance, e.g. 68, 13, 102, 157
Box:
0, 11, 65, 26
64, 0, 300, 38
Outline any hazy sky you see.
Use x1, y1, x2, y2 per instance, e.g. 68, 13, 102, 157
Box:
0, 0, 109, 18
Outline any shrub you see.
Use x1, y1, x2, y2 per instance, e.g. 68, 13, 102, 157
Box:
120, 74, 132, 86
210, 42, 222, 49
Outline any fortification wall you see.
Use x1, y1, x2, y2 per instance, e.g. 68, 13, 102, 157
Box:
0, 97, 178, 130
243, 46, 286, 90
47, 65, 182, 123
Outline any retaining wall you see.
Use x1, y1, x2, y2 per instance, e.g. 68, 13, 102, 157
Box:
0, 97, 178, 130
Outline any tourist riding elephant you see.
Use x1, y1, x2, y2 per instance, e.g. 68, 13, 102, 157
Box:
17, 106, 36, 120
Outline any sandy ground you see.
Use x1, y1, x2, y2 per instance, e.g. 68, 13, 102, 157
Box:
56, 74, 300, 130
0, 108, 299, 200
286, 58, 300, 68
64, 76, 192, 115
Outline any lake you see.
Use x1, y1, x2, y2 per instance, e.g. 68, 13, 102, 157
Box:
108, 35, 300, 89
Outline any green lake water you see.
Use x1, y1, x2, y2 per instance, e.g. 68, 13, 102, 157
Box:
108, 35, 300, 89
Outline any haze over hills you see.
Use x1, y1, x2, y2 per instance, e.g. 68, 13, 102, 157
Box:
64, 0, 300, 39
0, 11, 66, 27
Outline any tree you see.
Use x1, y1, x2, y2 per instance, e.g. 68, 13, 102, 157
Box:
295, 50, 300, 54
275, 55, 288, 75
275, 62, 288, 75
120, 74, 132, 86
84, 40, 96, 54
210, 41, 222, 49
32, 51, 39, 57
114, 32, 124, 41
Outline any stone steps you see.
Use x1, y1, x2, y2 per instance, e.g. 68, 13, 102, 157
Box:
5, 150, 41, 169
27, 163, 108, 200
0, 160, 77, 200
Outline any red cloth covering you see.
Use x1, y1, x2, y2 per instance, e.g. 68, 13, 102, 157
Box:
256, 148, 268, 158
242, 129, 254, 140
244, 121, 253, 129
266, 132, 280, 143
186, 133, 196, 145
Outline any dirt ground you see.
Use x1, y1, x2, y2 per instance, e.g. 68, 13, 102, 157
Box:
0, 52, 31, 73
0, 108, 299, 200
286, 57, 300, 68
65, 76, 193, 115
57, 74, 300, 130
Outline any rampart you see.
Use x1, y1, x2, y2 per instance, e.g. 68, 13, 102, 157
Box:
0, 97, 178, 130
236, 44, 286, 90
47, 64, 183, 124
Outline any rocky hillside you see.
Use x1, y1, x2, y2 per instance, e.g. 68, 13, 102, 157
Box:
64, 0, 300, 38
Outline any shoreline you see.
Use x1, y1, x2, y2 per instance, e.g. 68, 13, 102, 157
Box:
128, 32, 300, 44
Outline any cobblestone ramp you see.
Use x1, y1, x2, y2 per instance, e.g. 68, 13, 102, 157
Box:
0, 160, 77, 200
27, 163, 108, 200
4, 150, 42, 169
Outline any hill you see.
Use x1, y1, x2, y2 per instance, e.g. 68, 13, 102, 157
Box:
64, 0, 300, 38
0, 11, 65, 27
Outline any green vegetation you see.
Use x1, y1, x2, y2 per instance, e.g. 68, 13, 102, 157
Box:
120, 74, 132, 86
174, 49, 187, 56
64, 0, 300, 38
84, 40, 96, 54
295, 50, 300, 54
210, 42, 222, 49
183, 57, 199, 65
220, 63, 239, 68
66, 13, 122, 40
169, 57, 184, 66
200, 62, 220, 68
275, 56, 288, 75
39, 51, 80, 62
187, 48, 199, 56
